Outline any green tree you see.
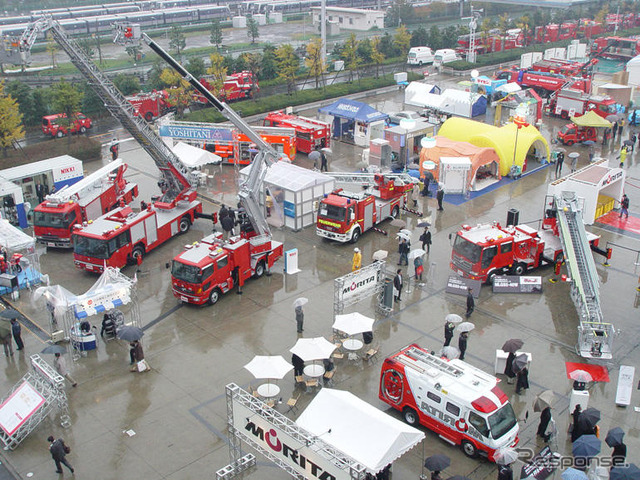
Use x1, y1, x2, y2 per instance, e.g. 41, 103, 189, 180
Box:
243, 52, 262, 99
305, 38, 326, 89
410, 26, 429, 48
341, 33, 360, 83
92, 34, 103, 65
356, 38, 373, 63
169, 25, 186, 57
147, 61, 166, 90
234, 54, 248, 73
394, 25, 411, 59
378, 33, 397, 58
125, 45, 142, 63
160, 69, 191, 117
113, 74, 141, 96
187, 57, 206, 79
207, 53, 228, 98
82, 84, 106, 117
49, 80, 83, 144
370, 36, 385, 79
275, 44, 299, 95
78, 38, 95, 60
261, 44, 278, 80
46, 32, 58, 68
210, 20, 223, 50
386, 0, 413, 27
428, 25, 442, 50
0, 82, 25, 156
441, 26, 459, 50
6, 81, 37, 127
247, 17, 259, 44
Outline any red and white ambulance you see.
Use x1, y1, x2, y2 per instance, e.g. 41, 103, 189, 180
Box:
379, 344, 519, 461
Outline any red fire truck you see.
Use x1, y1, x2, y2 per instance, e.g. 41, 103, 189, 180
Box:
556, 123, 598, 146
316, 173, 414, 243
263, 110, 331, 154
42, 112, 92, 138
194, 71, 257, 104
379, 344, 519, 460
547, 88, 618, 119
590, 36, 640, 61
170, 231, 283, 305
495, 68, 590, 96
578, 19, 604, 38
450, 207, 600, 283
34, 159, 138, 248
127, 90, 172, 122
530, 58, 597, 77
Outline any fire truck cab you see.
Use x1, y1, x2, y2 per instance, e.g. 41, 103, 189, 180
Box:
263, 110, 331, 154
170, 231, 283, 305
380, 344, 519, 460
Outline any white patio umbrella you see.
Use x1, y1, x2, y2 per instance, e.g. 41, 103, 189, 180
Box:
408, 249, 425, 260
290, 337, 337, 362
244, 355, 293, 380
445, 314, 463, 324
456, 322, 475, 333
372, 250, 388, 261
333, 312, 375, 336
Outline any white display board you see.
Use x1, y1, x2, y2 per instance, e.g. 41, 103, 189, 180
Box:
0, 381, 46, 436
615, 365, 635, 406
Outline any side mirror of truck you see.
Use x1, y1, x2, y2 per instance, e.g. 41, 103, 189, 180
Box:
350, 211, 355, 222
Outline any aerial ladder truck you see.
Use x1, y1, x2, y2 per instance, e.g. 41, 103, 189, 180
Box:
112, 23, 284, 303
16, 17, 204, 270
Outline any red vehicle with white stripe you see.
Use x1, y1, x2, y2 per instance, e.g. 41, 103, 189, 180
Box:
263, 110, 331, 154
379, 344, 519, 461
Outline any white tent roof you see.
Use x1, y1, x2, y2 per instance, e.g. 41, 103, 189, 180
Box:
172, 141, 221, 168
0, 219, 35, 252
240, 161, 334, 192
495, 82, 521, 94
439, 89, 483, 117
296, 389, 424, 474
404, 82, 439, 107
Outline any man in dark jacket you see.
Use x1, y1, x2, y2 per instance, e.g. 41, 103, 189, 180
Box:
221, 214, 235, 241
465, 288, 475, 318
11, 319, 23, 351
393, 269, 403, 302
537, 406, 552, 441
48, 436, 74, 474
419, 227, 432, 254
443, 320, 455, 347
436, 184, 445, 211
515, 366, 529, 394
497, 464, 513, 480
612, 441, 627, 468
458, 332, 468, 361
291, 354, 304, 377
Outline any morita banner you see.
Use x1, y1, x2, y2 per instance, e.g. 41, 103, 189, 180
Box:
492, 276, 543, 294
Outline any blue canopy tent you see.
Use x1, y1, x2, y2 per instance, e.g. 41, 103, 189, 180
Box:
319, 99, 389, 146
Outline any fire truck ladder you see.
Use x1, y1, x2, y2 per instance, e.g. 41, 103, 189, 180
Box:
554, 192, 615, 359
325, 172, 415, 187
18, 18, 197, 203
45, 159, 125, 204
403, 346, 463, 377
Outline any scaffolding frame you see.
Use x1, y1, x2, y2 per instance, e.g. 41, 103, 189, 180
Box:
333, 261, 386, 316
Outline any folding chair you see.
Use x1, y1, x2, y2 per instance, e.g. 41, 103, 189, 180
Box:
305, 378, 319, 389
286, 394, 300, 413
295, 375, 305, 385
363, 346, 379, 364
331, 351, 344, 360
323, 368, 336, 387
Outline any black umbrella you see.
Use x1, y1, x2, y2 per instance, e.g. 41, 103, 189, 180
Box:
605, 427, 625, 447
116, 326, 144, 342
623, 140, 634, 147
610, 464, 640, 480
417, 220, 431, 228
578, 407, 601, 430
512, 353, 528, 372
0, 309, 20, 319
41, 344, 67, 355
424, 454, 450, 471
502, 339, 524, 353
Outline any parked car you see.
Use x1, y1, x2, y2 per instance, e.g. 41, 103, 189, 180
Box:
388, 110, 421, 126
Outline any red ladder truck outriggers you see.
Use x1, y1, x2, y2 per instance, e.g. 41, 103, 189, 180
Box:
33, 159, 138, 248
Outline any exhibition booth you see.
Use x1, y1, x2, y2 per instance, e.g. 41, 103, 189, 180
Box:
419, 136, 502, 193
0, 219, 42, 295
404, 86, 487, 119
319, 98, 388, 147
384, 120, 436, 168
438, 117, 550, 177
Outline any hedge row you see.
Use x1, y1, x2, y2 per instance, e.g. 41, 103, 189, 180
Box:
185, 72, 421, 123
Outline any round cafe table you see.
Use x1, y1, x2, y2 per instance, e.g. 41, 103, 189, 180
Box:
342, 338, 364, 351
257, 383, 280, 398
303, 364, 325, 377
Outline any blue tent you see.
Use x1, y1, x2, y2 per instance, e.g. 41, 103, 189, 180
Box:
319, 99, 388, 139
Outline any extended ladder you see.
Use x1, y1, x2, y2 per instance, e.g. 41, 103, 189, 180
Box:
325, 171, 415, 186
555, 192, 615, 359
18, 18, 198, 202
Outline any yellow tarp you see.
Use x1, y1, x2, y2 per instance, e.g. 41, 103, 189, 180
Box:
569, 110, 612, 128
437, 117, 550, 177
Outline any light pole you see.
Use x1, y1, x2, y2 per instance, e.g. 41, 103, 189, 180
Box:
469, 69, 479, 118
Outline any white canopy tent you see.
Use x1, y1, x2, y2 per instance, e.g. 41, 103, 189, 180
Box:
296, 389, 424, 474
405, 85, 486, 118
404, 82, 440, 107
0, 219, 41, 294
627, 55, 640, 86
171, 141, 222, 168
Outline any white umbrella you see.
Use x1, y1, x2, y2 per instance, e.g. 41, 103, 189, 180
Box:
396, 232, 411, 241
408, 249, 425, 260
293, 297, 308, 308
568, 152, 580, 159
372, 250, 388, 261
333, 312, 375, 336
440, 346, 460, 360
321, 147, 333, 155
456, 322, 475, 333
445, 314, 463, 324
494, 447, 519, 465
399, 229, 412, 237
244, 355, 293, 380
569, 369, 593, 383
290, 337, 337, 362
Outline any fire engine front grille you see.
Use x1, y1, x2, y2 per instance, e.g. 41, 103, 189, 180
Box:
452, 254, 472, 272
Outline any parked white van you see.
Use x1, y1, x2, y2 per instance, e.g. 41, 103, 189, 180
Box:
407, 46, 435, 66
433, 49, 459, 67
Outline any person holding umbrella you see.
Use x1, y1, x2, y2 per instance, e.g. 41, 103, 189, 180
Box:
443, 318, 456, 347
571, 404, 583, 442
54, 352, 77, 387
295, 305, 304, 333
465, 287, 475, 319
424, 454, 449, 480
501, 339, 523, 384
398, 238, 410, 266
393, 269, 403, 302
513, 353, 529, 394
606, 427, 626, 468
436, 183, 445, 211
419, 227, 432, 254
458, 331, 469, 361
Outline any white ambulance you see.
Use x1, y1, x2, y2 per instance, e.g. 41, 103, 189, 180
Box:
379, 344, 519, 461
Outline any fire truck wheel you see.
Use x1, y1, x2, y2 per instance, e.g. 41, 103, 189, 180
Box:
512, 262, 526, 276
560, 110, 569, 120
253, 261, 265, 278
391, 206, 400, 219
56, 131, 64, 138
486, 270, 497, 285
130, 246, 144, 264
350, 227, 361, 243
145, 112, 154, 122
565, 140, 574, 146
80, 126, 87, 134
402, 407, 418, 426
179, 217, 191, 233
209, 288, 221, 305
461, 440, 478, 458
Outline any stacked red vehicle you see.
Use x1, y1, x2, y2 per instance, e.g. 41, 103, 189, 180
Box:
194, 71, 257, 104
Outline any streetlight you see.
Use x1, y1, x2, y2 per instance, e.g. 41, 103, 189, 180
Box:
469, 69, 479, 118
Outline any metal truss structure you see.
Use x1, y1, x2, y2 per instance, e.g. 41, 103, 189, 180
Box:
333, 261, 386, 316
